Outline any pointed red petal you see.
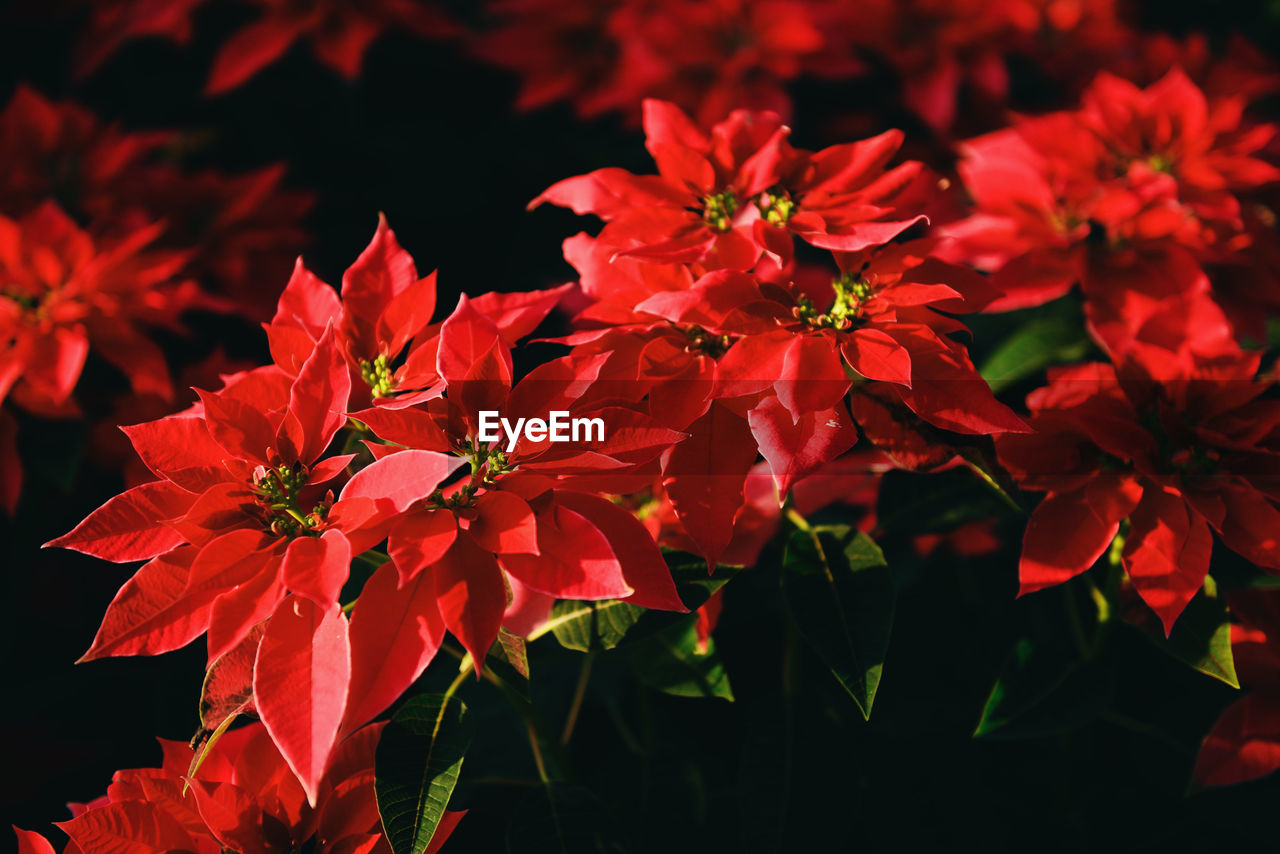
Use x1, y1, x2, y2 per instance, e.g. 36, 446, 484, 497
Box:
46, 480, 193, 561
281, 530, 352, 606
286, 325, 353, 463
467, 490, 539, 556
343, 562, 446, 732
388, 509, 458, 584
662, 404, 760, 567
433, 536, 507, 666
254, 596, 351, 806
81, 547, 212, 661
748, 397, 859, 497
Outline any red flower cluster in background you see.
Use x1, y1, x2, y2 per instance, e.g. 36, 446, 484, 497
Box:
8, 1, 1280, 851
69, 0, 458, 93
941, 69, 1280, 356
0, 85, 310, 514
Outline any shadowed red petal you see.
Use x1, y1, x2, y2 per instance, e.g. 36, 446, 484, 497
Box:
343, 562, 446, 732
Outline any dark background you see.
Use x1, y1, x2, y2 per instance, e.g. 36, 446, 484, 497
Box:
3, 1, 1280, 850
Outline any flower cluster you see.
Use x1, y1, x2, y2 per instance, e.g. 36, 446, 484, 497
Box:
941, 69, 1280, 357
14, 719, 464, 854
11, 5, 1280, 851
32, 99, 1040, 830
68, 0, 458, 93
0, 86, 310, 514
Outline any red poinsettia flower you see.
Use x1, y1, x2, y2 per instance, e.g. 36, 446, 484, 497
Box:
646, 242, 1018, 428
348, 294, 688, 665
553, 240, 1021, 563
532, 100, 923, 275
941, 68, 1279, 356
530, 100, 789, 271
206, 0, 457, 94
45, 327, 463, 663
0, 86, 169, 218
0, 202, 200, 513
996, 350, 1280, 633
607, 0, 825, 126
268, 215, 570, 408
0, 86, 313, 321
0, 202, 194, 414
472, 0, 825, 126
69, 0, 205, 77
12, 720, 464, 854
127, 162, 314, 320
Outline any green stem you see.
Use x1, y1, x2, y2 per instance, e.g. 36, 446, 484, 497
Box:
354, 548, 391, 569
442, 666, 470, 705
561, 652, 595, 745
960, 454, 1025, 516
527, 721, 551, 783
784, 507, 812, 532
440, 641, 570, 779
283, 506, 309, 526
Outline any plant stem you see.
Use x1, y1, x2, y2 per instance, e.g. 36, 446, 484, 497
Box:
527, 721, 551, 783
784, 507, 811, 532
561, 651, 595, 745
353, 548, 391, 569
440, 640, 570, 779
442, 665, 471, 706
960, 454, 1025, 516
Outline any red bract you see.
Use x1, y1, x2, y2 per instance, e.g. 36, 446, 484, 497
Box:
71, 0, 205, 77
996, 351, 1280, 633
0, 86, 313, 320
1193, 589, 1280, 788
45, 328, 462, 797
205, 0, 457, 94
268, 215, 570, 408
636, 242, 1023, 476
12, 720, 464, 854
0, 86, 168, 217
531, 100, 923, 274
835, 0, 1131, 131
351, 293, 688, 664
473, 0, 825, 126
942, 69, 1279, 357
45, 327, 454, 661
0, 202, 198, 513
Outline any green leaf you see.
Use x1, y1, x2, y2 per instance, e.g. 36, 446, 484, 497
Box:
782, 525, 893, 719
548, 599, 644, 654
974, 639, 1113, 739
979, 302, 1092, 393
375, 693, 474, 854
506, 783, 619, 854
625, 618, 733, 701
546, 551, 740, 653
487, 628, 532, 700
1136, 589, 1238, 688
